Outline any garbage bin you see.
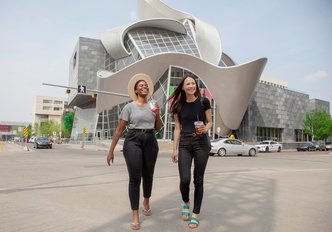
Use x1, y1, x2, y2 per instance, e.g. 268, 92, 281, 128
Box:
80, 141, 84, 149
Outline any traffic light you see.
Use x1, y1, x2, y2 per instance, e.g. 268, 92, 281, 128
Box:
91, 93, 97, 99
83, 128, 86, 136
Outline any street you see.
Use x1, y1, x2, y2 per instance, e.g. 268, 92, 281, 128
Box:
1, 142, 332, 232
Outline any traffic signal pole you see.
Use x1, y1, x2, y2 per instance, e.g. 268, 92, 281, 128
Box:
42, 83, 130, 98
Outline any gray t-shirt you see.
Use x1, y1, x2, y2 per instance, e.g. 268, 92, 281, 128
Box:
120, 101, 156, 129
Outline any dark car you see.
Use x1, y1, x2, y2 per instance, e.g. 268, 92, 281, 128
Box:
34, 137, 52, 149
297, 142, 316, 151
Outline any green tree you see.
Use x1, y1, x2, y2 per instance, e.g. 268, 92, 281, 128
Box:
63, 112, 74, 138
33, 123, 39, 136
38, 120, 60, 137
27, 124, 32, 138
303, 109, 332, 141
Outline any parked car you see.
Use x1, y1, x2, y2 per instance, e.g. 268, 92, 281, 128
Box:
255, 140, 282, 152
326, 142, 332, 151
210, 138, 257, 156
34, 137, 52, 149
312, 141, 327, 151
297, 142, 316, 151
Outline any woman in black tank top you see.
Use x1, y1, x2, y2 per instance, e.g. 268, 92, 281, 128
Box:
168, 74, 212, 229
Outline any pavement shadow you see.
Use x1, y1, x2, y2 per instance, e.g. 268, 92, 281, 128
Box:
85, 169, 275, 232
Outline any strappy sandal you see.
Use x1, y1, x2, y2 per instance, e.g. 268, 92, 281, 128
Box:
142, 202, 152, 216
188, 217, 199, 229
181, 204, 190, 221
142, 207, 152, 216
130, 222, 140, 230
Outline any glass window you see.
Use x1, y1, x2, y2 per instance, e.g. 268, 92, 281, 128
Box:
43, 99, 52, 104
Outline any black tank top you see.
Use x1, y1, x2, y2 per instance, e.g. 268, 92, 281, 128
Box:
180, 97, 211, 133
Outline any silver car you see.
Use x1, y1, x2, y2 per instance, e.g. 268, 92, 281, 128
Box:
210, 138, 257, 156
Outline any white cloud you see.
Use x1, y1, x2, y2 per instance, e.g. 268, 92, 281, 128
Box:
304, 70, 328, 82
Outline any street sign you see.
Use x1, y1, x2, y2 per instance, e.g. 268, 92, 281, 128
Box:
23, 127, 28, 138
78, 85, 87, 94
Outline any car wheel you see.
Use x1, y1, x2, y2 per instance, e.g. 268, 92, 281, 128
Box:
249, 148, 256, 156
265, 146, 269, 152
277, 147, 281, 152
217, 148, 226, 156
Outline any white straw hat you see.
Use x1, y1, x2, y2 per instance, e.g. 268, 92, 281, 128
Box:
127, 73, 154, 100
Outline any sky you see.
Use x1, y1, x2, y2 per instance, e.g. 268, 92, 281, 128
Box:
0, 0, 331, 123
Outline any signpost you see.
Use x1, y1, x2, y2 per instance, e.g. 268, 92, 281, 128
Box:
23, 127, 28, 141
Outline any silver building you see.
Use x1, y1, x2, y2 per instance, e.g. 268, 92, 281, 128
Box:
67, 0, 329, 142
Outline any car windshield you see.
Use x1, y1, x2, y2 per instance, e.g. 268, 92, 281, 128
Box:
37, 137, 49, 141
259, 141, 269, 145
300, 143, 310, 146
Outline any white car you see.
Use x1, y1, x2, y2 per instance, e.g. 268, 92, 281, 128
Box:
255, 140, 282, 152
326, 142, 332, 151
210, 138, 257, 156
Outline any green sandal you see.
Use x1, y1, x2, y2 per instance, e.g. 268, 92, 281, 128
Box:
188, 217, 199, 229
181, 205, 190, 221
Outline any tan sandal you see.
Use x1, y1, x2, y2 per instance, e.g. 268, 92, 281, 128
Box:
130, 222, 140, 230
142, 201, 152, 216
142, 207, 152, 216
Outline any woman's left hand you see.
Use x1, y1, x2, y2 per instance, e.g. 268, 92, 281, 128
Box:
197, 125, 206, 134
152, 102, 160, 114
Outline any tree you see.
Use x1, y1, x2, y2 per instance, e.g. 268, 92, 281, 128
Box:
38, 120, 60, 137
63, 112, 74, 138
303, 109, 332, 141
27, 124, 32, 138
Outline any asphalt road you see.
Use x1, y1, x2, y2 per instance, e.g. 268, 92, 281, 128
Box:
1, 142, 332, 232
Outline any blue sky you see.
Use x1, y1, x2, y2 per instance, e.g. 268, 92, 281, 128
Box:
0, 0, 331, 123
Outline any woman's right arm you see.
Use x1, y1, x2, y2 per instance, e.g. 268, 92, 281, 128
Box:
107, 119, 127, 166
171, 114, 181, 163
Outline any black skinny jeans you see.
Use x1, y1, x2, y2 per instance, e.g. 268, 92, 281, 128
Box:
123, 130, 159, 210
178, 132, 210, 214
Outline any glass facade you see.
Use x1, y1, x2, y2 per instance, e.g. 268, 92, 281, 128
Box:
128, 23, 200, 58
96, 66, 217, 141
93, 19, 214, 140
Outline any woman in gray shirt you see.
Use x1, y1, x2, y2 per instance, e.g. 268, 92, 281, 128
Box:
107, 73, 161, 230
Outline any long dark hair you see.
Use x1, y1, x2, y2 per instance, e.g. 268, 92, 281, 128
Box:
168, 74, 201, 118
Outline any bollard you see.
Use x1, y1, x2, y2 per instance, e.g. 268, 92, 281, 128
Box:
80, 141, 85, 149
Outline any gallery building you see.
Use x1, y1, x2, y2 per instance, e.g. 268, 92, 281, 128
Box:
67, 0, 330, 143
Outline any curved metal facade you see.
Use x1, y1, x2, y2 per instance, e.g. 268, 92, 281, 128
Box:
94, 0, 267, 139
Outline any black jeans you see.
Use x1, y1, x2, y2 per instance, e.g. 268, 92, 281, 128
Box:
123, 130, 159, 210
178, 132, 210, 214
